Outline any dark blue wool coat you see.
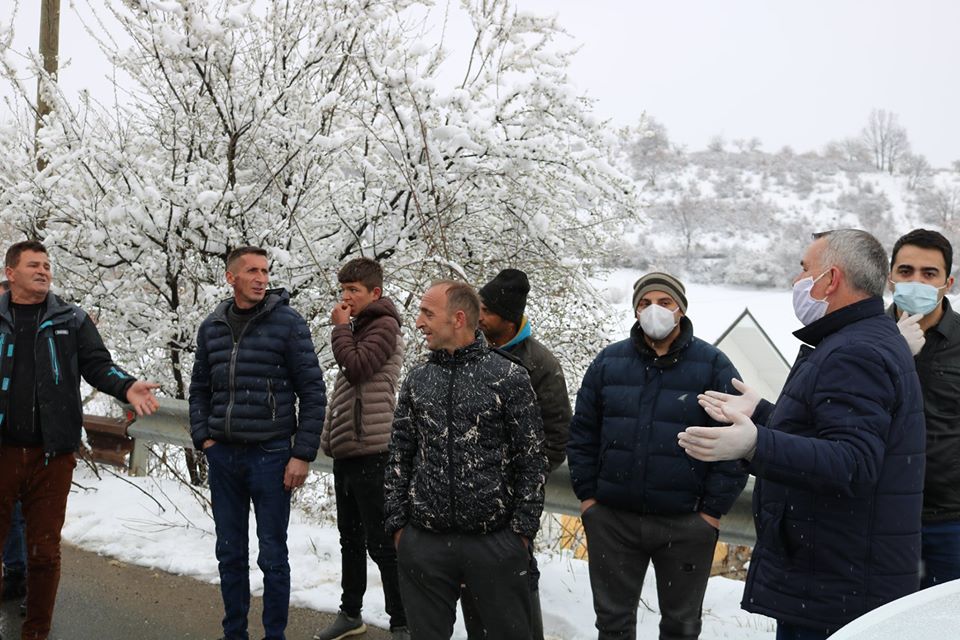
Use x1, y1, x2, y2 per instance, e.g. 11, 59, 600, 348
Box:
189, 289, 326, 462
743, 297, 925, 633
568, 318, 747, 518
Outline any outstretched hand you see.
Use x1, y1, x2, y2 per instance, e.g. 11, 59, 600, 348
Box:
126, 380, 160, 416
698, 378, 760, 422
678, 407, 758, 462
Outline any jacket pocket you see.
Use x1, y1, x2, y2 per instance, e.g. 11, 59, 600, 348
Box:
353, 392, 363, 439
267, 379, 276, 421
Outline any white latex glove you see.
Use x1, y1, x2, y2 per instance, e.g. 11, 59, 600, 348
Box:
897, 312, 925, 356
697, 378, 761, 421
679, 408, 758, 462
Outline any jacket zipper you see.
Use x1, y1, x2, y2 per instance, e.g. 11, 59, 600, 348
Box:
446, 364, 458, 526
47, 337, 61, 385
223, 306, 267, 440
267, 379, 276, 422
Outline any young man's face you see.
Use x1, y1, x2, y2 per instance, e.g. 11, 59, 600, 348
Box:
5, 250, 52, 301
226, 254, 269, 309
339, 281, 381, 317
890, 244, 954, 293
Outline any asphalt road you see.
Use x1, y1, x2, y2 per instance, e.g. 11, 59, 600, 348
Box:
0, 543, 391, 640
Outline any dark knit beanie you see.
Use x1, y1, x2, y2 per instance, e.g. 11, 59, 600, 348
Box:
479, 269, 530, 325
632, 272, 688, 313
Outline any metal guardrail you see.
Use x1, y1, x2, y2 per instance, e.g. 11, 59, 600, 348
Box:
121, 398, 757, 546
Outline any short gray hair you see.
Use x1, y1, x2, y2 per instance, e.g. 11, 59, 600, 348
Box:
813, 229, 888, 297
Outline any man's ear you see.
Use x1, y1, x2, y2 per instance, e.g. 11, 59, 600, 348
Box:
824, 266, 842, 295
453, 309, 466, 329
373, 286, 382, 299
225, 270, 235, 286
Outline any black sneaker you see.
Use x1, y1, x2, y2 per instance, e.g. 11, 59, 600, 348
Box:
313, 611, 367, 640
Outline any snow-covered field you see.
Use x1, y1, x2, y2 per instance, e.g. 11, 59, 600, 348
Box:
64, 468, 775, 640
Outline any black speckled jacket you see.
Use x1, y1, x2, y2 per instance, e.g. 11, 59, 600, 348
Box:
385, 335, 546, 539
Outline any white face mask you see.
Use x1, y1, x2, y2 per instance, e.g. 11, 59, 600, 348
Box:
792, 270, 830, 326
638, 304, 679, 340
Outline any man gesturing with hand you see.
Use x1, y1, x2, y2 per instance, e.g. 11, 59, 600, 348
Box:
680, 230, 925, 640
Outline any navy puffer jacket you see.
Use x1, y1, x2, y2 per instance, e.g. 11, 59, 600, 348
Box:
189, 289, 326, 461
743, 298, 925, 633
568, 318, 747, 518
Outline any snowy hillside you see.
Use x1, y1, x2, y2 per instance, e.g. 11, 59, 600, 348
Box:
607, 146, 960, 290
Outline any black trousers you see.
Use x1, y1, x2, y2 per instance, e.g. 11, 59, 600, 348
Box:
461, 544, 543, 640
334, 453, 405, 628
581, 505, 718, 640
397, 525, 531, 640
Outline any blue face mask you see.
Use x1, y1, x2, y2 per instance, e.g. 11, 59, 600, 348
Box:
891, 281, 945, 316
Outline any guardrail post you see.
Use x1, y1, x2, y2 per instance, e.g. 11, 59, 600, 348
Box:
129, 439, 149, 477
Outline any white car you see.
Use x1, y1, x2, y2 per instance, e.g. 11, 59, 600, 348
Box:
831, 580, 960, 640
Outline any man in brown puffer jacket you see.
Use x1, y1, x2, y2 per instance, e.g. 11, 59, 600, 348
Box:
316, 258, 408, 640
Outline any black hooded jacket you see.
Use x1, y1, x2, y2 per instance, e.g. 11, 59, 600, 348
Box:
0, 292, 136, 455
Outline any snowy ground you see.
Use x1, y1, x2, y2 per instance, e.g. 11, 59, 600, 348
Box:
63, 468, 776, 640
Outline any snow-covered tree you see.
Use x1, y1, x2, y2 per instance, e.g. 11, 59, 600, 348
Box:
860, 108, 910, 174
0, 0, 634, 423
621, 114, 676, 189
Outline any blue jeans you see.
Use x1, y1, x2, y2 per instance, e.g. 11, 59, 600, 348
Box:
207, 439, 292, 640
776, 621, 832, 640
3, 501, 26, 573
921, 520, 960, 589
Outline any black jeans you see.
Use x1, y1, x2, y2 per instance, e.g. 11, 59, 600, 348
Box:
581, 505, 718, 640
334, 453, 405, 628
398, 525, 531, 640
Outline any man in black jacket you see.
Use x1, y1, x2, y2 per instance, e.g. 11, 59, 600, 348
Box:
888, 229, 960, 589
190, 246, 326, 640
467, 268, 570, 640
385, 280, 546, 640
0, 240, 160, 639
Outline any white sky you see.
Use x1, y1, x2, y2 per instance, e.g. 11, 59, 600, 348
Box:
514, 0, 960, 167
5, 0, 959, 167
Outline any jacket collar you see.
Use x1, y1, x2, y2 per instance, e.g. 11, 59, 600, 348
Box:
794, 296, 883, 347
931, 297, 960, 342
631, 315, 694, 368
211, 287, 289, 322
903, 296, 960, 343
353, 296, 401, 332
502, 316, 531, 350
429, 332, 487, 365
0, 291, 73, 328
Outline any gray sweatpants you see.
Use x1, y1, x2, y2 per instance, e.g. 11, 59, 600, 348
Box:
581, 504, 718, 640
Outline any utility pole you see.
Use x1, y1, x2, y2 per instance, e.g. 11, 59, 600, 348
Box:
35, 0, 61, 168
